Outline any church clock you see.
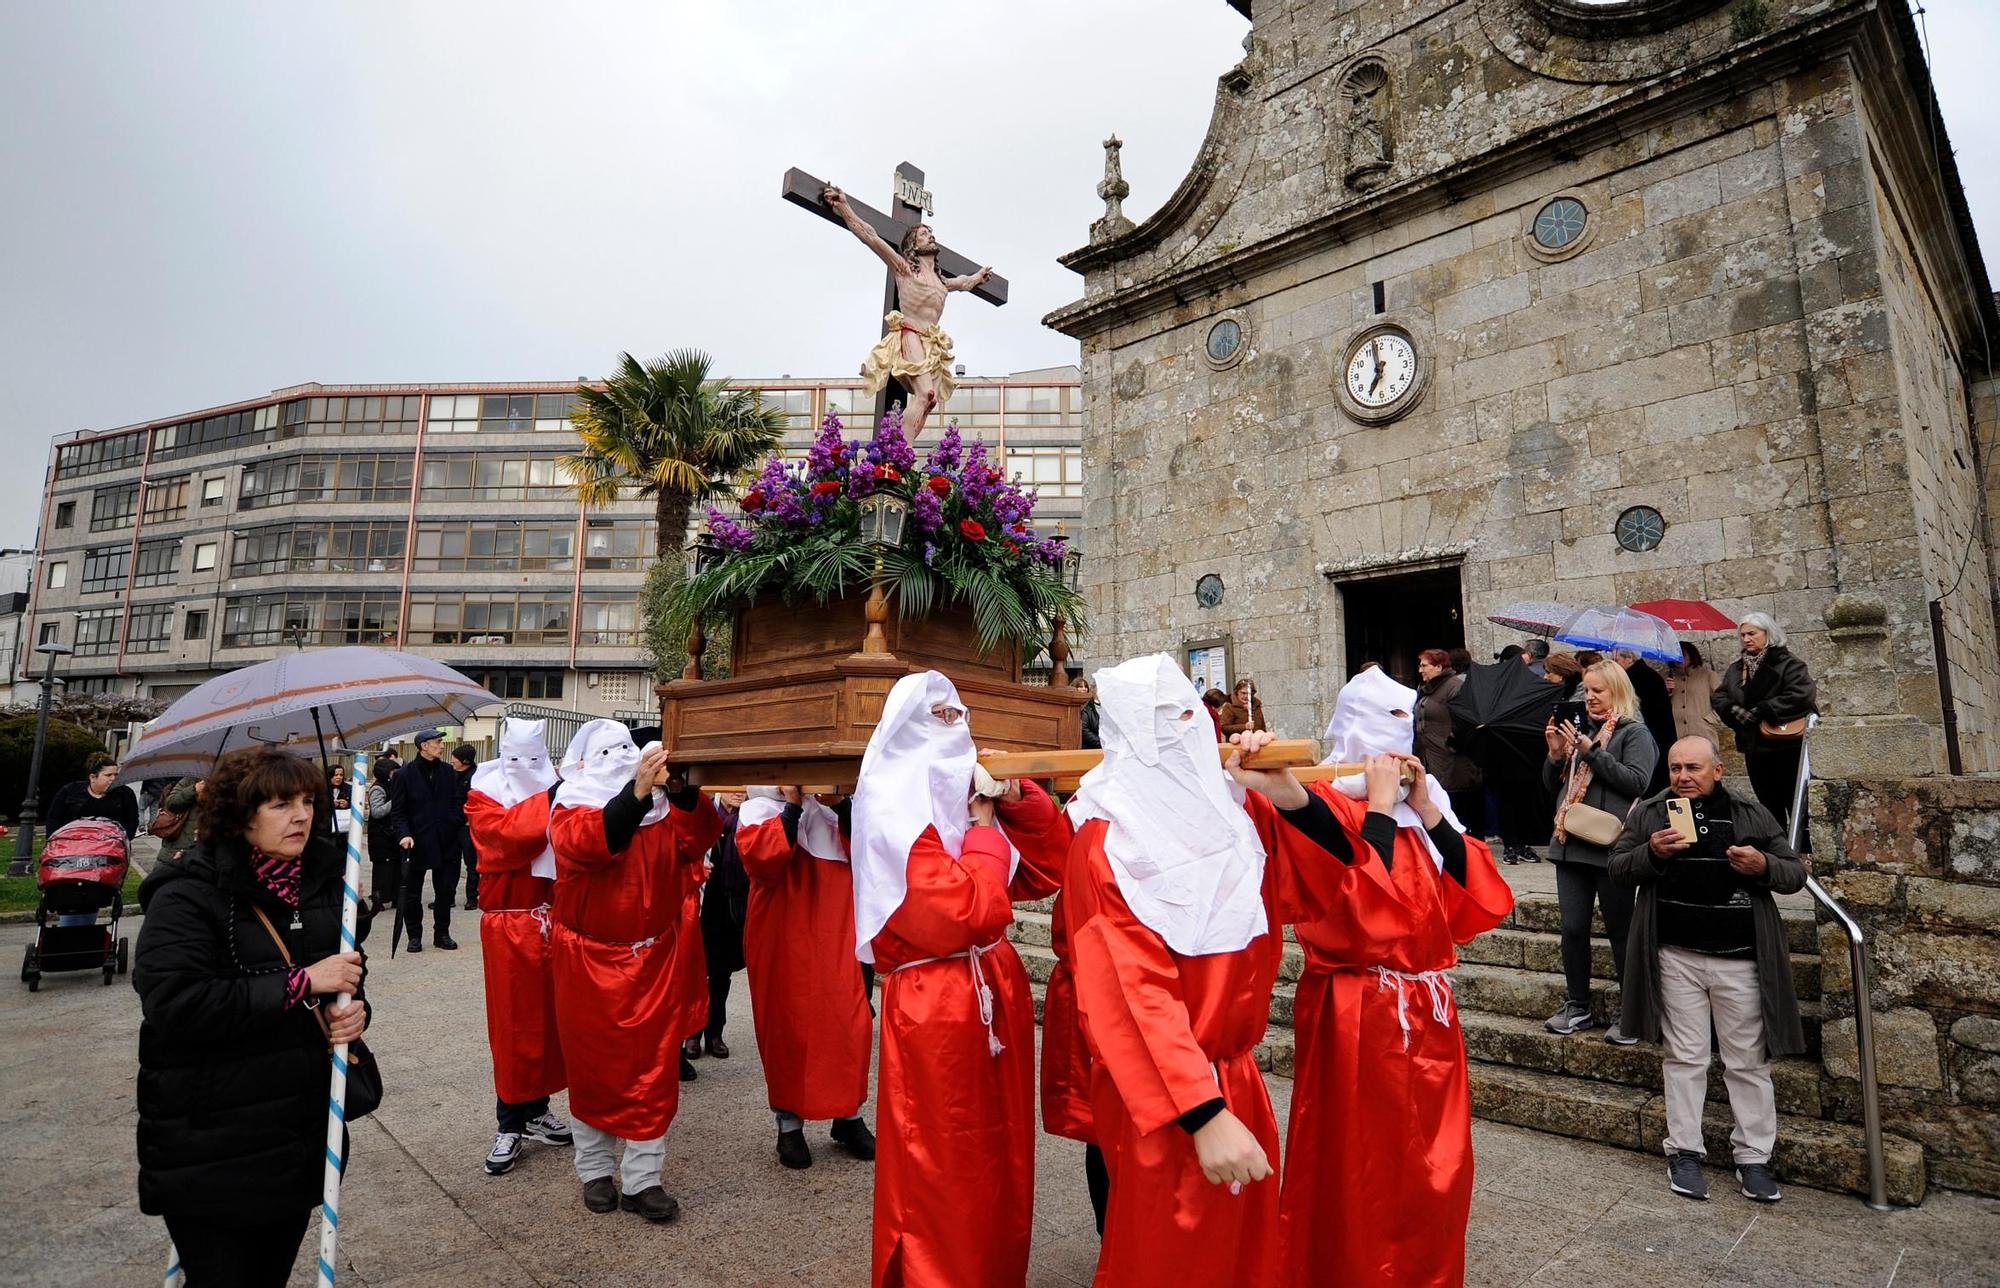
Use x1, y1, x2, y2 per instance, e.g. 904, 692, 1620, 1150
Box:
1335, 321, 1429, 425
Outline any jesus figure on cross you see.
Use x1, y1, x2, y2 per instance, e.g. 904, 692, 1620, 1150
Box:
824, 184, 992, 437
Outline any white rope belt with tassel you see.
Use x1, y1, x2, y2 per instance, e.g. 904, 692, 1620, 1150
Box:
892, 938, 1009, 1056
1371, 965, 1457, 1051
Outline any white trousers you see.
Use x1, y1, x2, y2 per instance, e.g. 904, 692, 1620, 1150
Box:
572, 1120, 667, 1194
1657, 945, 1778, 1165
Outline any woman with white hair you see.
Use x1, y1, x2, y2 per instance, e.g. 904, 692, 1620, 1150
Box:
1713, 613, 1818, 852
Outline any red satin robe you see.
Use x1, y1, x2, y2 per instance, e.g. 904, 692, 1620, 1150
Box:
1069, 791, 1406, 1288
670, 862, 709, 1044
868, 781, 1070, 1288
1279, 788, 1514, 1288
1039, 885, 1094, 1144
737, 814, 872, 1119
465, 788, 565, 1104
548, 796, 723, 1140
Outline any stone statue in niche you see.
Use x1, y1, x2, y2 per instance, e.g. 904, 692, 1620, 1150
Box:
1339, 59, 1393, 193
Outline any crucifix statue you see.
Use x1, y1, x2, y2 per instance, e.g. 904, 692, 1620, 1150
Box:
782, 163, 1007, 434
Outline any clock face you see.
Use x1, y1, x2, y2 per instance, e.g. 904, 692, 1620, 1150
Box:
1345, 332, 1418, 408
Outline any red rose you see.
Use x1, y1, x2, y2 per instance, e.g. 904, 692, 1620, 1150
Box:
1008, 523, 1029, 537
880, 466, 902, 483
832, 446, 848, 464
811, 480, 841, 497
959, 519, 987, 542
742, 488, 766, 512
926, 475, 951, 495
1004, 539, 1022, 556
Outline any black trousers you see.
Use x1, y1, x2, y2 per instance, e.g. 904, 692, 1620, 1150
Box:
1746, 746, 1810, 853
164, 1209, 311, 1287
1446, 787, 1487, 839
1554, 860, 1634, 1009
496, 1095, 551, 1134
400, 840, 460, 942
1084, 1143, 1109, 1236
461, 830, 480, 905
705, 972, 731, 1041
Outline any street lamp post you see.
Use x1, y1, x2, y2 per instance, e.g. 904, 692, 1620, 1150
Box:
10, 643, 74, 877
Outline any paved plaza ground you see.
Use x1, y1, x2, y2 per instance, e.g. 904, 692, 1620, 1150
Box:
2, 855, 1995, 1287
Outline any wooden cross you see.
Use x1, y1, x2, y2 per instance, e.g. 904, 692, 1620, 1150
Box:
782, 162, 1008, 420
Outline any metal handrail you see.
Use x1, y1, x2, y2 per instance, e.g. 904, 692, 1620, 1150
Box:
1787, 713, 1890, 1209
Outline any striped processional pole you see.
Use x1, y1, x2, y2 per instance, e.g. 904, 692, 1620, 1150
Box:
317, 749, 369, 1287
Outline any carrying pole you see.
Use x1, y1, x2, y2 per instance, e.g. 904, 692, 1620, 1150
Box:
317, 749, 369, 1286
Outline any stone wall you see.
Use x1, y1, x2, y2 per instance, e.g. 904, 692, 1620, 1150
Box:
1816, 776, 2000, 1195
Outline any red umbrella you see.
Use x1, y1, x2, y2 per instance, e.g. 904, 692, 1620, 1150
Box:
1629, 598, 1736, 632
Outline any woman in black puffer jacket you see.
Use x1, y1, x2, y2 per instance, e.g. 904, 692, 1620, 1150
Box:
134, 748, 372, 1287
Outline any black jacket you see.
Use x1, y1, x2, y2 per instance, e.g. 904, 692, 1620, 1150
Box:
1080, 700, 1101, 750
45, 780, 139, 839
1713, 646, 1818, 756
388, 754, 466, 861
1624, 661, 1678, 778
133, 832, 371, 1220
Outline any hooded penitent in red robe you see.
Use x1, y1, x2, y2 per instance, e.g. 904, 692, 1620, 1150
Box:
669, 860, 709, 1046
465, 786, 565, 1103
549, 790, 721, 1140
735, 798, 872, 1119
1281, 669, 1515, 1288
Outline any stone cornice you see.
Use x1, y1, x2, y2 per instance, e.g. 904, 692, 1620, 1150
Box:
1043, 6, 1877, 342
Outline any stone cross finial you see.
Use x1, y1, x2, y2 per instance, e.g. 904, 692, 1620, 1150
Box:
1092, 134, 1135, 243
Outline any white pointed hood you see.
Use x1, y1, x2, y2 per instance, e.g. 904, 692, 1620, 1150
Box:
1321, 667, 1463, 868
1067, 654, 1268, 956
740, 786, 848, 865
555, 718, 670, 826
471, 716, 559, 877
850, 671, 985, 964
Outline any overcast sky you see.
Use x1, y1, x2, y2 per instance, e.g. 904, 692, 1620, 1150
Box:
1, 1, 1995, 551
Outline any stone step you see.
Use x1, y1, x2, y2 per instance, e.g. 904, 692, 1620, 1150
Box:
1459, 925, 1822, 995
1459, 1010, 1823, 1117
1012, 940, 1300, 1028
1026, 980, 1295, 1076
1008, 910, 1306, 983
1504, 889, 1818, 955
1468, 1060, 1926, 1206
1452, 961, 1822, 1055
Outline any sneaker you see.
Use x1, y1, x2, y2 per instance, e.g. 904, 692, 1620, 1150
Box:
777, 1128, 813, 1170
484, 1131, 522, 1175
1668, 1151, 1709, 1200
620, 1185, 680, 1223
1501, 847, 1521, 866
1603, 1020, 1640, 1046
830, 1117, 876, 1161
1544, 1001, 1596, 1035
524, 1113, 573, 1146
1736, 1162, 1783, 1203
582, 1177, 618, 1214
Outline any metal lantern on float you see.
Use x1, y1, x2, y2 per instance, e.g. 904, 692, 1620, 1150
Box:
690, 521, 725, 575
858, 492, 909, 550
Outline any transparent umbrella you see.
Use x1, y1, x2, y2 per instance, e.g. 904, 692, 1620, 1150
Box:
1553, 607, 1683, 664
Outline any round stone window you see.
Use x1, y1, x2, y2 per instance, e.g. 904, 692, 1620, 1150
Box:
1195, 573, 1225, 608
1206, 318, 1243, 367
1533, 197, 1588, 250
1615, 505, 1667, 553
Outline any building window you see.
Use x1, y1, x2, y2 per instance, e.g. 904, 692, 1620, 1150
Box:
127, 604, 174, 655
232, 522, 406, 575
1203, 312, 1249, 370
287, 394, 421, 436
939, 386, 1000, 431
80, 548, 130, 594
66, 675, 123, 696
184, 608, 209, 640
405, 591, 573, 646
1005, 446, 1083, 498
412, 521, 576, 572
201, 477, 227, 508
427, 394, 481, 433
583, 520, 656, 570
578, 591, 639, 646
823, 387, 875, 430
532, 392, 576, 432
597, 672, 633, 703
37, 621, 59, 646
45, 562, 67, 590
1615, 505, 1667, 553
192, 542, 218, 571
150, 406, 283, 462
418, 453, 568, 502
466, 669, 566, 701
54, 501, 75, 529
757, 389, 815, 429
221, 591, 401, 648
1004, 385, 1067, 426
133, 539, 181, 587
55, 431, 146, 479
240, 452, 415, 509
74, 609, 121, 656
140, 476, 190, 523
89, 484, 140, 532
1533, 197, 1588, 251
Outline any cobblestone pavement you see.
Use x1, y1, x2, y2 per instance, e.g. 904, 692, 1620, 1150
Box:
1, 902, 1994, 1287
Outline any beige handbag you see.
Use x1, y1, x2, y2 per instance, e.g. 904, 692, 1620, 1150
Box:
1560, 802, 1626, 848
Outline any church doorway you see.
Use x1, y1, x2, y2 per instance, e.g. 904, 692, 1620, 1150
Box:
1337, 565, 1465, 689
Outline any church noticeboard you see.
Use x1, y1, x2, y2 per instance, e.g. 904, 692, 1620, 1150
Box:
1184, 638, 1232, 695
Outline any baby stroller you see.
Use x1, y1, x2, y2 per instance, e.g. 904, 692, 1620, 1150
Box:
20, 819, 131, 991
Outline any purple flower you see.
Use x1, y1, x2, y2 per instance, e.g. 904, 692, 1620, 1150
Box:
848, 458, 878, 498
1034, 537, 1066, 567
705, 508, 757, 552
923, 541, 938, 565
911, 486, 942, 534
925, 423, 965, 473
758, 453, 790, 494
870, 405, 918, 475
807, 413, 847, 475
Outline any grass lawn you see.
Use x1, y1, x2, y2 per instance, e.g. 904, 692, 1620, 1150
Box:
0, 834, 144, 913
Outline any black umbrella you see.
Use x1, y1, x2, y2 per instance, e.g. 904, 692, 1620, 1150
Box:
1448, 661, 1561, 774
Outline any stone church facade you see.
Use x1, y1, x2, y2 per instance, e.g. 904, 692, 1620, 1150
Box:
1047, 0, 2000, 782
